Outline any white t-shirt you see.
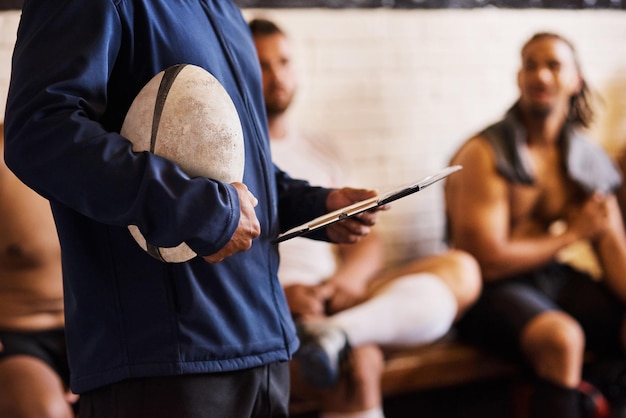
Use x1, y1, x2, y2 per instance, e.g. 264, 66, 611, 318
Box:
271, 124, 349, 287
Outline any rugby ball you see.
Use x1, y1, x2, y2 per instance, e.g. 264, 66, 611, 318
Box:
121, 64, 245, 263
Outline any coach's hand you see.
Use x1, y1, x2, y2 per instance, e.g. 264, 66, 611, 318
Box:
325, 187, 387, 244
203, 182, 260, 263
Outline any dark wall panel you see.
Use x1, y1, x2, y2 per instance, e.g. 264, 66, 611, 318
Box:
1, 0, 623, 11
235, 0, 624, 7
0, 0, 20, 9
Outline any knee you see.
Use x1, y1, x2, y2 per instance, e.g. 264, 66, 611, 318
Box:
522, 311, 585, 364
444, 250, 483, 311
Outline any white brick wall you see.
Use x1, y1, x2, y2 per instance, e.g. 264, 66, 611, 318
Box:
242, 8, 626, 266
2, 8, 626, 266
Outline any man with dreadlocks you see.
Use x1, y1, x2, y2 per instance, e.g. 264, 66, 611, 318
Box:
445, 32, 626, 418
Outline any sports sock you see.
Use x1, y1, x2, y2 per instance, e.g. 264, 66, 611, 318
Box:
328, 273, 457, 347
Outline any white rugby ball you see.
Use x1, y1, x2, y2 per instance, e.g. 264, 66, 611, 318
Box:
121, 64, 245, 263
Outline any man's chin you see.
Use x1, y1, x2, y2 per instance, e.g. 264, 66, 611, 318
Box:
265, 103, 290, 118
524, 103, 553, 119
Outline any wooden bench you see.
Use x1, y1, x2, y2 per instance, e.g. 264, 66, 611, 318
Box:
380, 335, 518, 395
289, 332, 520, 416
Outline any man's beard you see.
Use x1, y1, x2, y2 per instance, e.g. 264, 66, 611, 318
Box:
266, 103, 288, 118
265, 95, 293, 118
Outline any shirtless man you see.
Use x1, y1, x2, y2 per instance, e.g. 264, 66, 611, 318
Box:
0, 123, 77, 417
445, 33, 626, 418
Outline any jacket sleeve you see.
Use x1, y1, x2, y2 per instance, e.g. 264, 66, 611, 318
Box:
4, 0, 239, 256
274, 163, 332, 241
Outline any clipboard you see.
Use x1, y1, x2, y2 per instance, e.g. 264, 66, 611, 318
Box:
272, 165, 462, 244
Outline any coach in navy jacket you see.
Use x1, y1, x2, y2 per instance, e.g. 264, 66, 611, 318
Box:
4, 1, 378, 415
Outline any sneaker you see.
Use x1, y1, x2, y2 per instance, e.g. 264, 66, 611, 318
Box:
293, 321, 351, 388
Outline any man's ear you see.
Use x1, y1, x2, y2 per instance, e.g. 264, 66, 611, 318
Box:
572, 72, 583, 95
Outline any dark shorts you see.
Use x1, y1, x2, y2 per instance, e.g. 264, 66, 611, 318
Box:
0, 327, 70, 386
79, 361, 290, 418
457, 261, 625, 359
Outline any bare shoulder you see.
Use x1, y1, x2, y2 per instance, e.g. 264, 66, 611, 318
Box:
448, 135, 500, 189
450, 135, 495, 170
445, 133, 510, 224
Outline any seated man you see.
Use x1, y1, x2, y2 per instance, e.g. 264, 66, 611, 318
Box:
0, 122, 78, 418
445, 32, 626, 418
250, 17, 481, 418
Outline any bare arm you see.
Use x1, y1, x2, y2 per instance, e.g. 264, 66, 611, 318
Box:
590, 194, 626, 302
446, 137, 587, 281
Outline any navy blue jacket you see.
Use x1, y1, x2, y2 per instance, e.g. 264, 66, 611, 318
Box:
5, 0, 329, 393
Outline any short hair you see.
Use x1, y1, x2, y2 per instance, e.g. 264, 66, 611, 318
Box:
522, 32, 594, 128
248, 18, 284, 38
